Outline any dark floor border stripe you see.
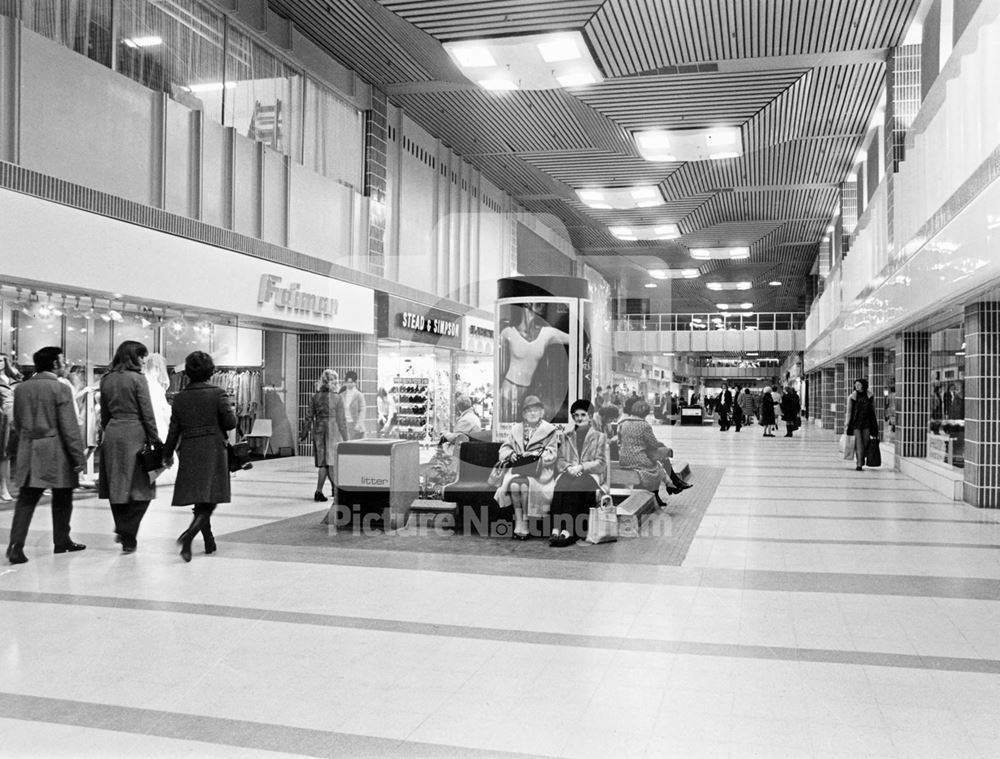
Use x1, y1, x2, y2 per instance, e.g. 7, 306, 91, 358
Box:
709, 513, 1000, 524
705, 535, 1000, 550
4, 590, 999, 675
0, 692, 541, 759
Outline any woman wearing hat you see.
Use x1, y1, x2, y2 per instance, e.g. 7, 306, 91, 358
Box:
493, 395, 560, 540
549, 399, 608, 547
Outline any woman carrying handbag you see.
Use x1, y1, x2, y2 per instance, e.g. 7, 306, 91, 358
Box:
163, 352, 238, 562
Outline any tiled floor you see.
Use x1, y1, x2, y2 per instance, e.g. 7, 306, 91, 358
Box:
2, 422, 1000, 758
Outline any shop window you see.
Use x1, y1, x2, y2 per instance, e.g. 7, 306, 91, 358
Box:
14, 309, 63, 366
928, 326, 965, 468
224, 25, 300, 158
115, 0, 226, 124
22, 0, 113, 67
164, 317, 211, 366
112, 316, 156, 352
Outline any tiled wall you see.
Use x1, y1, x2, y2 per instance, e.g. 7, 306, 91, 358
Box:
297, 331, 379, 456
869, 348, 887, 438
835, 363, 846, 434
963, 302, 1000, 507
365, 90, 388, 278
894, 332, 931, 459
822, 368, 836, 430
846, 357, 867, 388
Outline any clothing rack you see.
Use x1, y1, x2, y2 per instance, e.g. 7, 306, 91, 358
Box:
169, 366, 264, 438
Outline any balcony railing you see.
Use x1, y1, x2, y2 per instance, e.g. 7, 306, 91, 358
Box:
616, 312, 807, 332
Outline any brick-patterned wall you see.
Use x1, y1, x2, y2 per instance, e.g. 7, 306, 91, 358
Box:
894, 332, 931, 459
822, 368, 836, 430
364, 89, 388, 278
846, 357, 867, 387
297, 332, 379, 456
869, 348, 887, 438
835, 363, 846, 434
809, 372, 821, 422
963, 303, 1000, 508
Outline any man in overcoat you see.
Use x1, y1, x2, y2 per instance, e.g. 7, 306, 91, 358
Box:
5, 346, 87, 564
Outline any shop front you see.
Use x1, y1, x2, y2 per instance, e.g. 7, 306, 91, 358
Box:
375, 293, 463, 440
458, 315, 495, 432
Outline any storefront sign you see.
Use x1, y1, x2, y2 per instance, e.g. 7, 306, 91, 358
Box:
258, 275, 339, 317
463, 315, 495, 355
376, 292, 463, 349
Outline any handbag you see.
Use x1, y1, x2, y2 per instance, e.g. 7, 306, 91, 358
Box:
586, 494, 618, 544
137, 439, 164, 472
842, 434, 855, 460
227, 441, 253, 473
865, 436, 882, 467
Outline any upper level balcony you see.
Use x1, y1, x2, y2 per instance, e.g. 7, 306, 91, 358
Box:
615, 312, 807, 355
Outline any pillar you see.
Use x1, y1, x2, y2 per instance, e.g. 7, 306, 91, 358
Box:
821, 368, 836, 431
963, 303, 1000, 507
809, 372, 822, 423
834, 363, 846, 435
894, 331, 931, 460
869, 348, 887, 438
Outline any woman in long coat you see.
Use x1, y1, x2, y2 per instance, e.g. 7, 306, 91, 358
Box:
164, 351, 237, 562
759, 385, 777, 437
617, 400, 691, 505
303, 369, 349, 502
99, 340, 160, 553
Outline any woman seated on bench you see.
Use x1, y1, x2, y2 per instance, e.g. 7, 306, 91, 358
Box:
493, 395, 560, 540
618, 400, 692, 506
549, 399, 607, 547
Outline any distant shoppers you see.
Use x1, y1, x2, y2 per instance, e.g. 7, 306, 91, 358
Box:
0, 352, 23, 501
738, 387, 756, 426
549, 399, 607, 547
303, 369, 349, 502
760, 385, 776, 437
376, 387, 396, 438
341, 370, 366, 440
99, 341, 160, 554
618, 400, 691, 506
163, 352, 238, 562
846, 378, 879, 471
781, 385, 802, 437
493, 395, 560, 540
5, 347, 87, 565
441, 395, 482, 444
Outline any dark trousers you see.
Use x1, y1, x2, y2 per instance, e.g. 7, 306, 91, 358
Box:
718, 410, 730, 430
550, 472, 599, 541
8, 487, 74, 547
110, 500, 150, 548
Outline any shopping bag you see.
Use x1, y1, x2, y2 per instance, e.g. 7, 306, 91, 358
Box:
842, 434, 855, 460
586, 494, 618, 544
865, 437, 882, 467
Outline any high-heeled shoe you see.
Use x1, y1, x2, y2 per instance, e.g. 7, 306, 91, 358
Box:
203, 532, 217, 555
314, 491, 328, 502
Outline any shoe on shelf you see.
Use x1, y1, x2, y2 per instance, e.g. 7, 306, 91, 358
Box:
314, 491, 328, 502
6, 544, 27, 564
53, 541, 86, 554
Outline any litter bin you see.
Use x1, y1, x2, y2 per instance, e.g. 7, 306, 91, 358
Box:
680, 407, 705, 426
332, 439, 419, 532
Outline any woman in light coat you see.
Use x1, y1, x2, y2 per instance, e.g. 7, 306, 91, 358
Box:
163, 352, 238, 561
98, 341, 160, 553
549, 399, 607, 547
493, 395, 560, 540
303, 369, 349, 502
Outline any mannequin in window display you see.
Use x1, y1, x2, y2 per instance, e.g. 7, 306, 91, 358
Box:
0, 353, 24, 501
498, 302, 571, 421
943, 382, 964, 420
341, 370, 367, 440
143, 353, 175, 486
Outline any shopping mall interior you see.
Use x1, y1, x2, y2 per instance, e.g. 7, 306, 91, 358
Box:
2, 0, 1000, 757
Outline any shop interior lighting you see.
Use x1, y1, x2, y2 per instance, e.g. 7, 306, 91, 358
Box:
634, 127, 743, 162
122, 35, 163, 48
649, 268, 699, 280
576, 186, 664, 210
689, 246, 750, 260
444, 31, 603, 92
608, 223, 680, 241
706, 281, 752, 291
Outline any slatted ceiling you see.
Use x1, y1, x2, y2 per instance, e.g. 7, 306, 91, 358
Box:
376, 0, 603, 40
588, 0, 917, 76
519, 151, 682, 187
574, 69, 806, 131
560, 95, 637, 155
270, 0, 434, 84
469, 154, 558, 197
571, 192, 716, 227
685, 188, 838, 233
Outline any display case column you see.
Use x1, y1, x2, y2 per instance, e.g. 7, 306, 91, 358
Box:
834, 362, 847, 435
821, 368, 836, 430
894, 331, 931, 461
963, 303, 1000, 507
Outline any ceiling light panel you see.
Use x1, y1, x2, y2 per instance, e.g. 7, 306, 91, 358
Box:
689, 247, 750, 260
608, 224, 680, 240
576, 186, 665, 210
634, 127, 743, 162
649, 268, 700, 280
706, 282, 752, 291
444, 31, 603, 92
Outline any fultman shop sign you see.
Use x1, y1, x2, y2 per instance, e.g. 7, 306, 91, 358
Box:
258, 275, 339, 317
376, 293, 462, 349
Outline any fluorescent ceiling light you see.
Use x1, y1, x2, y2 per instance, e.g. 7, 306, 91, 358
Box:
478, 78, 518, 91
608, 224, 679, 240
649, 268, 699, 280
537, 36, 580, 62
689, 247, 750, 260
122, 35, 163, 48
706, 281, 752, 291
716, 304, 730, 310
644, 282, 658, 288
634, 127, 743, 162
740, 302, 753, 309
768, 280, 782, 286
444, 31, 602, 91
576, 186, 664, 210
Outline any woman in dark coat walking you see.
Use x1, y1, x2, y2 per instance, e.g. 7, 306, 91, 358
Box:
163, 352, 238, 562
780, 386, 802, 437
846, 378, 879, 471
99, 341, 160, 553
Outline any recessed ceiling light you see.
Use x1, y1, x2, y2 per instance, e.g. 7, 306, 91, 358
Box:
537, 36, 581, 62
449, 45, 496, 68
608, 224, 679, 240
717, 304, 730, 310
634, 127, 743, 162
769, 281, 782, 286
644, 282, 658, 288
740, 302, 753, 309
631, 187, 658, 200
747, 352, 759, 356
577, 186, 664, 210
649, 268, 700, 279
556, 71, 597, 87
706, 281, 752, 291
690, 247, 750, 260
478, 78, 518, 91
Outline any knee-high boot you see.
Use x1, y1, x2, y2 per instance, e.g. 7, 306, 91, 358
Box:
178, 513, 209, 562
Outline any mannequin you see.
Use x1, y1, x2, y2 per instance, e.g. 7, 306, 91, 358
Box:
143, 353, 175, 485
499, 302, 570, 417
